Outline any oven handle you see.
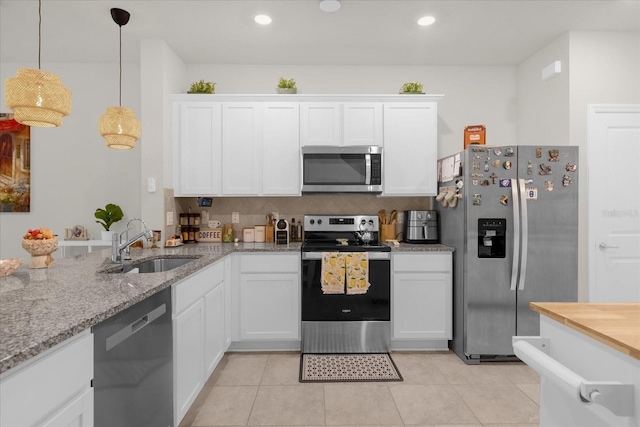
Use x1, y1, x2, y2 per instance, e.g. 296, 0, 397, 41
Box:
302, 251, 390, 260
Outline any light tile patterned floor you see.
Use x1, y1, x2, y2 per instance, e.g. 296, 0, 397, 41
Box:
179, 351, 540, 427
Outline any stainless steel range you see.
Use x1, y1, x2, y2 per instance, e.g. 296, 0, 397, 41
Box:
301, 214, 391, 353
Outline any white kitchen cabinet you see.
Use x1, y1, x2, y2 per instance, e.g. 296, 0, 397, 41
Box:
300, 102, 383, 147
174, 298, 205, 425
343, 102, 383, 146
173, 260, 225, 426
173, 101, 222, 196
383, 102, 438, 196
0, 331, 93, 427
222, 103, 262, 195
262, 103, 301, 195
392, 252, 452, 341
238, 253, 300, 341
300, 103, 341, 146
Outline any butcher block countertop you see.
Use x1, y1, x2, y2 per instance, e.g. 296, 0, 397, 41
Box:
530, 302, 640, 360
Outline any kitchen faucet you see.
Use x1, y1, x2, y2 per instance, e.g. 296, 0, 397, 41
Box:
111, 218, 154, 263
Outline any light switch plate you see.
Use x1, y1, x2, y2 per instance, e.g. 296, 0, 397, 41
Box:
166, 211, 174, 226
232, 212, 240, 223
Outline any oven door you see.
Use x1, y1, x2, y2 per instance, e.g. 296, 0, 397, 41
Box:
301, 251, 390, 321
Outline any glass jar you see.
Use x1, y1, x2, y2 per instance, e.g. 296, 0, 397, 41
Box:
179, 213, 189, 226
222, 224, 234, 242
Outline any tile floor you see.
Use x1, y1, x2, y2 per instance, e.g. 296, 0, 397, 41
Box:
179, 351, 540, 427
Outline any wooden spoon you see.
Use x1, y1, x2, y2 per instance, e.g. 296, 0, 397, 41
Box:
390, 210, 398, 224
378, 209, 387, 224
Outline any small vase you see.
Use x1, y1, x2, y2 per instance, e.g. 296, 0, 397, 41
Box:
276, 87, 297, 94
101, 230, 116, 241
22, 239, 58, 269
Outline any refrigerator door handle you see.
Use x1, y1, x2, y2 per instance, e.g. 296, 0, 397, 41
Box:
517, 178, 529, 290
510, 178, 520, 291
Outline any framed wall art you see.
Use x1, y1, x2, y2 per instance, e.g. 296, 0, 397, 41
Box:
0, 113, 31, 212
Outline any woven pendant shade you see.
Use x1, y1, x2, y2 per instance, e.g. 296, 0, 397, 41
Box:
99, 106, 140, 149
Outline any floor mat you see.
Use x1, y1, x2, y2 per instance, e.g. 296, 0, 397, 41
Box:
300, 353, 403, 383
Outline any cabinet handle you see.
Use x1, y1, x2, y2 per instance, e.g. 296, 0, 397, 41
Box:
598, 243, 619, 250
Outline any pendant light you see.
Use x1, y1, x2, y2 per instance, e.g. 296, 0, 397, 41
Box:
98, 8, 140, 150
4, 0, 72, 127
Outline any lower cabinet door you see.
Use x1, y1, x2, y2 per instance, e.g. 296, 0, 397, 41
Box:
204, 281, 225, 376
393, 272, 451, 339
42, 388, 94, 427
174, 299, 205, 424
240, 272, 300, 340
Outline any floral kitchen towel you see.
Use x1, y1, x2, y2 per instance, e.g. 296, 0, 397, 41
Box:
321, 252, 346, 294
345, 252, 370, 295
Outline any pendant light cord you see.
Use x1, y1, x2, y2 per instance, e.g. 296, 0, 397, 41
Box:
38, 0, 42, 69
119, 24, 122, 106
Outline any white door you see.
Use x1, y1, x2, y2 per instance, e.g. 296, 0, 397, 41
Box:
343, 103, 383, 146
588, 105, 640, 302
262, 103, 301, 195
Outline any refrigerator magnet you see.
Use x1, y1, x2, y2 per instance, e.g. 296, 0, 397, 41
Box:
562, 175, 572, 187
527, 161, 533, 175
505, 147, 515, 156
500, 195, 509, 206
548, 149, 560, 162
499, 179, 511, 187
539, 164, 552, 175
493, 148, 502, 156
536, 147, 542, 158
545, 181, 555, 191
473, 194, 482, 205
503, 161, 512, 170
565, 163, 577, 172
472, 179, 479, 185
526, 187, 538, 200
492, 159, 501, 168
472, 161, 480, 171
480, 180, 490, 186
490, 172, 498, 184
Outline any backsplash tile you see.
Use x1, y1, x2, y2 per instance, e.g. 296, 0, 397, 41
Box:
174, 194, 432, 240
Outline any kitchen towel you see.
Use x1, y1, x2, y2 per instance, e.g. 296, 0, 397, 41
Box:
321, 252, 346, 294
321, 252, 371, 295
345, 252, 370, 295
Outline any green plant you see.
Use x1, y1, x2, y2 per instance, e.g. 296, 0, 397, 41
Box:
188, 80, 216, 94
277, 77, 296, 89
94, 203, 124, 231
400, 81, 424, 94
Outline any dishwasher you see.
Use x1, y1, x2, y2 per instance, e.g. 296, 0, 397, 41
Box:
93, 287, 173, 427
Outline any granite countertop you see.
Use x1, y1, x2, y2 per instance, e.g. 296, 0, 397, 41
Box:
530, 302, 640, 360
0, 240, 449, 373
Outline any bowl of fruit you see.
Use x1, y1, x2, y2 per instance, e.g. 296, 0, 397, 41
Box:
22, 228, 58, 268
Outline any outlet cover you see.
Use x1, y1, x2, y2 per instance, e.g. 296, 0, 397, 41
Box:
166, 211, 174, 226
232, 212, 240, 223
272, 212, 279, 222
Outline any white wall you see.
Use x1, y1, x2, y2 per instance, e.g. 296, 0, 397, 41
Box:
185, 64, 518, 158
516, 31, 640, 300
0, 63, 142, 259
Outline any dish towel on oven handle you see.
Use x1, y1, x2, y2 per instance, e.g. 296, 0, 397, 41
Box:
321, 252, 371, 295
345, 252, 370, 295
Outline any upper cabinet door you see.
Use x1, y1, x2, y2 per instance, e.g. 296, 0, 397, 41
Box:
174, 102, 222, 196
300, 103, 341, 146
262, 103, 301, 196
343, 103, 383, 146
383, 102, 438, 196
222, 103, 262, 195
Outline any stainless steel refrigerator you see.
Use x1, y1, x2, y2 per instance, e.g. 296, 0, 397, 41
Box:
438, 145, 578, 364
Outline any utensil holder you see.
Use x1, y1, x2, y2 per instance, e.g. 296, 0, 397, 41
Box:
380, 224, 396, 241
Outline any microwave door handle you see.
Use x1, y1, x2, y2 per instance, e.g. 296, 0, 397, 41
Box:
365, 154, 371, 185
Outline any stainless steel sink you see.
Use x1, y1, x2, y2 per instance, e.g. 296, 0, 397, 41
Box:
103, 257, 199, 274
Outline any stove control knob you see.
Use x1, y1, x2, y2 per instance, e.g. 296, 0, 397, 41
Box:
317, 219, 322, 225
310, 219, 315, 225
360, 219, 366, 225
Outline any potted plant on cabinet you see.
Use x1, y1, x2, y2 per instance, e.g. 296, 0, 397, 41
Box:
276, 77, 297, 94
95, 203, 124, 241
399, 81, 424, 94
188, 80, 216, 94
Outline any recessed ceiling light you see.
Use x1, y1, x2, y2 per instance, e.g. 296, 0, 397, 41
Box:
417, 16, 436, 27
319, 0, 341, 13
254, 14, 272, 25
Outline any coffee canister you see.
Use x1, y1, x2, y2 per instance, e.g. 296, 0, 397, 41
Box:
243, 228, 255, 243
254, 225, 266, 243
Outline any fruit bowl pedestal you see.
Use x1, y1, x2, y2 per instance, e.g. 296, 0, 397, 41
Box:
22, 239, 58, 268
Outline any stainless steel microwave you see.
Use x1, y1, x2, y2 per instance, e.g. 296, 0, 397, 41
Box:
301, 145, 383, 193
